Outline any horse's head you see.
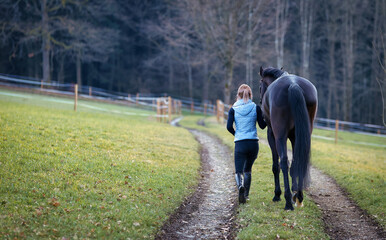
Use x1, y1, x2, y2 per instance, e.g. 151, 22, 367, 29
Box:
259, 66, 285, 103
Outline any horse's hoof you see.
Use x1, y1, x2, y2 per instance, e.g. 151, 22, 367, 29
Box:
295, 198, 304, 208
284, 204, 294, 211
272, 196, 281, 202
291, 191, 297, 204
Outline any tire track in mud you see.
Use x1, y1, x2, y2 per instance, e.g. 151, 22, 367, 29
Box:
260, 139, 385, 240
156, 120, 237, 239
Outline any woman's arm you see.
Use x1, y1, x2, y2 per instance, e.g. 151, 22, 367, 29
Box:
256, 105, 267, 129
226, 108, 235, 135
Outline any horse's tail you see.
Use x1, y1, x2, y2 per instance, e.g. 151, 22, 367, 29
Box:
288, 83, 311, 190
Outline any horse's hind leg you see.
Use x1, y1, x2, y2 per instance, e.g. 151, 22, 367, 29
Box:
289, 135, 304, 207
268, 127, 281, 201
276, 137, 294, 211
289, 134, 298, 193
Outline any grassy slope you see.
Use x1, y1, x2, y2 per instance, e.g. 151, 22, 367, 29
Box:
0, 90, 200, 239
311, 139, 385, 227
311, 127, 385, 227
179, 116, 328, 240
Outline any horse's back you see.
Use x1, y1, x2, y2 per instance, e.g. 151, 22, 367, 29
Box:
268, 75, 317, 106
263, 74, 318, 130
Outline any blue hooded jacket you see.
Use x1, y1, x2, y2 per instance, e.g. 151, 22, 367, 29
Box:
232, 99, 258, 142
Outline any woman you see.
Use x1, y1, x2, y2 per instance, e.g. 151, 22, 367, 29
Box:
227, 84, 266, 204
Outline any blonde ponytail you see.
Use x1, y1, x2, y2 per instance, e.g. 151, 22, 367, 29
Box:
237, 84, 253, 103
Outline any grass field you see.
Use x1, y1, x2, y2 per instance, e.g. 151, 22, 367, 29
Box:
179, 116, 329, 240
311, 135, 386, 227
0, 89, 200, 239
1, 89, 384, 239
312, 128, 385, 148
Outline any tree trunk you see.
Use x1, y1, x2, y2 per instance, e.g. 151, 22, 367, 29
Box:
57, 56, 65, 84
168, 51, 174, 93
224, 61, 233, 104
76, 51, 82, 88
275, 0, 281, 68
343, 4, 354, 121
371, 0, 386, 125
246, 0, 253, 88
41, 0, 50, 83
327, 38, 335, 120
202, 58, 209, 102
326, 3, 336, 120
27, 43, 35, 78
300, 0, 313, 79
109, 53, 115, 91
187, 48, 193, 99
275, 0, 288, 68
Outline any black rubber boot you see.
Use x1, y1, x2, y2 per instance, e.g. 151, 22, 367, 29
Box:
244, 172, 252, 200
235, 173, 246, 204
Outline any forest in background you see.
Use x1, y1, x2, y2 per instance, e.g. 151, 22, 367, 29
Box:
0, 0, 385, 125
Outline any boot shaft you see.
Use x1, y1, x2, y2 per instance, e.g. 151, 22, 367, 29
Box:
244, 172, 252, 198
235, 173, 244, 188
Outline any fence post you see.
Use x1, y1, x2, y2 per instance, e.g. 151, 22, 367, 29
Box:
41, 80, 43, 90
89, 87, 92, 97
156, 98, 161, 122
220, 102, 224, 124
74, 84, 78, 112
179, 101, 182, 115
160, 98, 164, 123
204, 103, 207, 115
168, 96, 172, 123
163, 98, 167, 123
191, 101, 194, 113
136, 93, 139, 106
335, 119, 339, 144
216, 100, 220, 123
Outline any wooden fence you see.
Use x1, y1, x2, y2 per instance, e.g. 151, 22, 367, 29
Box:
156, 96, 182, 123
1, 73, 384, 135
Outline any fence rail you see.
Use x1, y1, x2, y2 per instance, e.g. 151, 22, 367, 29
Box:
0, 73, 385, 136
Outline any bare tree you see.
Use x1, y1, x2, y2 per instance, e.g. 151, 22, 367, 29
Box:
299, 0, 313, 79
144, 1, 197, 98
187, 0, 248, 104
275, 0, 290, 68
342, 0, 356, 121
372, 0, 386, 126
244, 0, 274, 89
324, 0, 341, 120
1, 0, 70, 82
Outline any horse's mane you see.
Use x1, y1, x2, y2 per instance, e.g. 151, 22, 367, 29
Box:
262, 67, 285, 80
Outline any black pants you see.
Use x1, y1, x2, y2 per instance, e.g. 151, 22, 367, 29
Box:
234, 140, 259, 173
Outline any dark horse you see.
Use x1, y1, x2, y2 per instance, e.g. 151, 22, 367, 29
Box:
259, 67, 318, 210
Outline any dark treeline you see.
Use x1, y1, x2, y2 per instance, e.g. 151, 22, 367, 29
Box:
0, 0, 385, 125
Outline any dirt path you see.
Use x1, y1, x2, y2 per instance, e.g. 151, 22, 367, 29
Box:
260, 139, 385, 240
307, 167, 385, 239
156, 123, 237, 239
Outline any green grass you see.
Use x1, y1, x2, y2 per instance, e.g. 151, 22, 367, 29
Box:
312, 128, 386, 148
311, 138, 386, 227
0, 90, 200, 239
179, 116, 328, 240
